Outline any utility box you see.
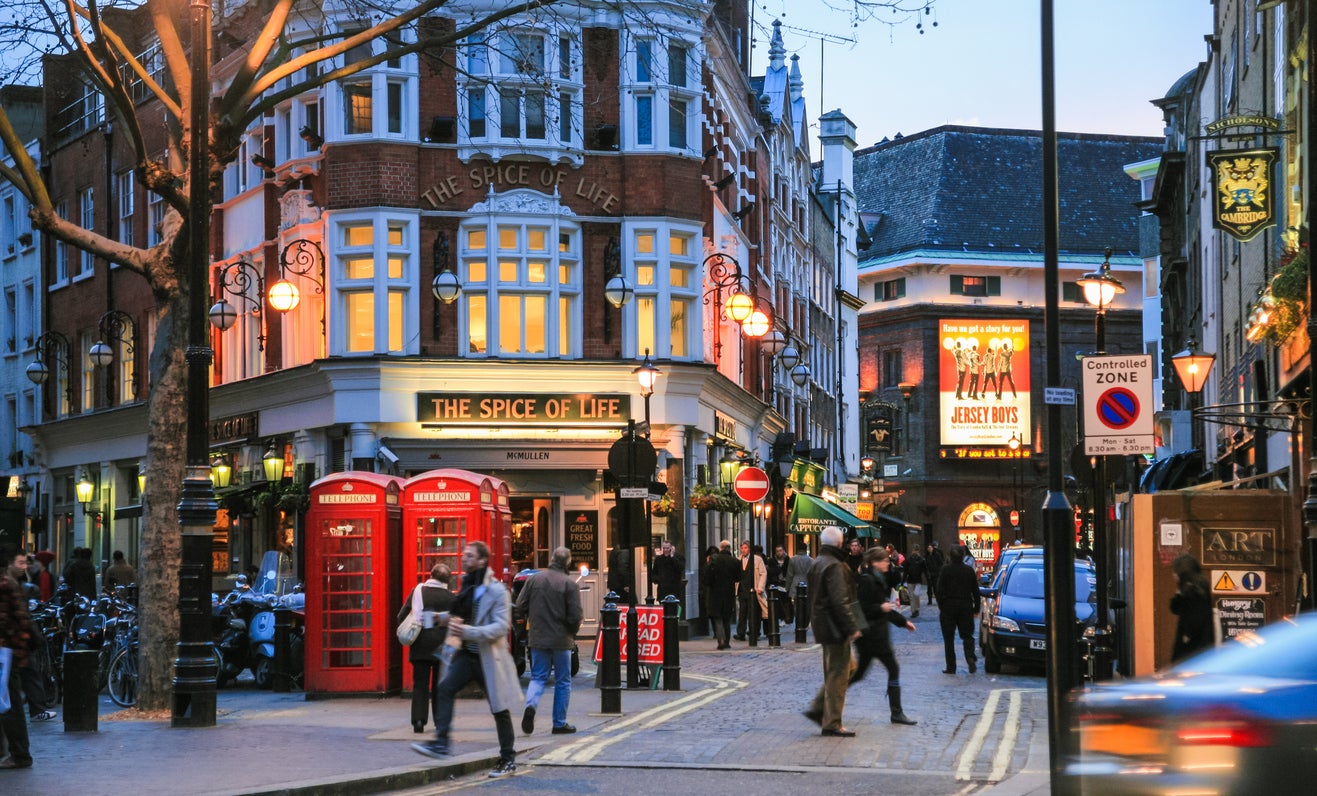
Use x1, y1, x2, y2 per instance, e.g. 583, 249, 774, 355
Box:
1115, 490, 1301, 676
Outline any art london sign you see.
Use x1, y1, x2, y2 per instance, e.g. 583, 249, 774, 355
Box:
1208, 147, 1278, 242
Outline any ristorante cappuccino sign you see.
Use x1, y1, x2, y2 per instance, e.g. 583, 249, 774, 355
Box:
418, 392, 631, 427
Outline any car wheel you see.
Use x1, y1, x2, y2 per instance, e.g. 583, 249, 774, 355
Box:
984, 648, 1002, 674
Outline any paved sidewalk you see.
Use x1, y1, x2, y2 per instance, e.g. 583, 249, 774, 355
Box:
2, 668, 695, 796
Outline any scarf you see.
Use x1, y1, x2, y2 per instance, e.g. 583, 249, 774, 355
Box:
450, 567, 487, 623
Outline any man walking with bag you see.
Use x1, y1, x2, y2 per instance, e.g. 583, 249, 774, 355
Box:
516, 547, 582, 736
803, 527, 865, 737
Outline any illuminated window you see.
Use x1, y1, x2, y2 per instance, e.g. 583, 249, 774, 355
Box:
331, 213, 417, 356
627, 227, 699, 360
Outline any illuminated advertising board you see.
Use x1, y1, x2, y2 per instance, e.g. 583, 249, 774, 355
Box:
939, 318, 1031, 449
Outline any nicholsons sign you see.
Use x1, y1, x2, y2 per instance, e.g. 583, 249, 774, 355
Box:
418, 392, 631, 427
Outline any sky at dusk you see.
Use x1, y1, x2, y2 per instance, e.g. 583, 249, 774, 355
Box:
754, 0, 1214, 148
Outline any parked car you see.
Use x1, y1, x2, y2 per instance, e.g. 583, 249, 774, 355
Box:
979, 557, 1100, 674
1066, 613, 1317, 794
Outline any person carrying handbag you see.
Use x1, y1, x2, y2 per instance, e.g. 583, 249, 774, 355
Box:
397, 563, 454, 734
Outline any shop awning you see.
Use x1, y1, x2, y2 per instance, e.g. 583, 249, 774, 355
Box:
789, 493, 875, 538
873, 512, 922, 535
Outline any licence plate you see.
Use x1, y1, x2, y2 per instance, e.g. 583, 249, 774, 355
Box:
1030, 639, 1046, 650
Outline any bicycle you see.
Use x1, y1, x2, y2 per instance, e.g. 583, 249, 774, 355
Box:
106, 638, 139, 707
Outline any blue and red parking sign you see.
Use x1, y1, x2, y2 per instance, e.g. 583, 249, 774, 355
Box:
1081, 355, 1154, 455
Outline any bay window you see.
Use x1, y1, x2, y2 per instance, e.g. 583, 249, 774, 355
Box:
624, 35, 698, 153
330, 212, 417, 356
628, 225, 699, 359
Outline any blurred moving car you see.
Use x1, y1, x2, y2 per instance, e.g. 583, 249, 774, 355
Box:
979, 557, 1100, 674
1067, 613, 1317, 794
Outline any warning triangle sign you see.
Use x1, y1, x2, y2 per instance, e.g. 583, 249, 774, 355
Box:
1214, 572, 1236, 591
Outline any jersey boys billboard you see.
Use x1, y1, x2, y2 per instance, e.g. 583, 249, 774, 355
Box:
939, 318, 1031, 449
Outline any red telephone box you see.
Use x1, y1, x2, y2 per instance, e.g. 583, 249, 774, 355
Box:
400, 469, 512, 691
304, 472, 403, 696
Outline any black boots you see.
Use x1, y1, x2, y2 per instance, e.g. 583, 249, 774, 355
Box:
888, 686, 917, 725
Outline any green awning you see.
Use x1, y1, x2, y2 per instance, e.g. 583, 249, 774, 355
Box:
789, 493, 875, 538
874, 512, 922, 535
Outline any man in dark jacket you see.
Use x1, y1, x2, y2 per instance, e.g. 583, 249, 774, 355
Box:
705, 541, 740, 649
0, 572, 34, 768
516, 547, 583, 735
650, 541, 685, 606
851, 548, 916, 725
936, 546, 981, 674
62, 547, 97, 599
925, 543, 945, 606
803, 527, 865, 737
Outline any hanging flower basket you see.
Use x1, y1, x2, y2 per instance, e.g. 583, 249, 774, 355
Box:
651, 494, 675, 517
1249, 246, 1308, 345
689, 484, 724, 511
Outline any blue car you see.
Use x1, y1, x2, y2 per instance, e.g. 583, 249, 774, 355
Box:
979, 557, 1098, 674
1066, 613, 1317, 794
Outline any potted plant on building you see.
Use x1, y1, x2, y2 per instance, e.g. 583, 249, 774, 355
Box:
651, 493, 675, 517
688, 484, 723, 511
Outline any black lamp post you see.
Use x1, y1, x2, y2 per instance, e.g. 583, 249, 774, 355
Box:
702, 252, 767, 364
88, 309, 138, 401
633, 350, 661, 603
173, 0, 218, 728
1076, 247, 1124, 683
1008, 433, 1022, 543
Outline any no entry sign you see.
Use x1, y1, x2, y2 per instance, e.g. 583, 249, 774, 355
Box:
1081, 354, 1154, 456
732, 466, 771, 502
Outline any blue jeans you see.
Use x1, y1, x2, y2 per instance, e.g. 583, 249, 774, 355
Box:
525, 648, 572, 728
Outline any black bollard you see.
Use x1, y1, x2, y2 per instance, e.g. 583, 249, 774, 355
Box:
661, 594, 680, 691
600, 593, 622, 714
273, 605, 291, 693
63, 648, 100, 732
795, 581, 810, 644
767, 585, 785, 647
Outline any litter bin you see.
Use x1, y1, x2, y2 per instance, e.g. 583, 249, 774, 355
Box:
63, 648, 100, 732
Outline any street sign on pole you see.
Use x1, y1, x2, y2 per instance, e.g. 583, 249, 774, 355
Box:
732, 466, 770, 503
1081, 354, 1155, 455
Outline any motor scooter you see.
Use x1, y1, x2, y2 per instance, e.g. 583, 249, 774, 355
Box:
214, 551, 305, 688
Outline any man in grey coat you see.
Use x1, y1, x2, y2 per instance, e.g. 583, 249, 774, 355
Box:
784, 547, 814, 625
515, 547, 582, 735
413, 542, 523, 779
803, 526, 866, 737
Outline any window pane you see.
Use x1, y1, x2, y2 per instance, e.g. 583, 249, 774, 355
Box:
467, 37, 487, 73
637, 297, 655, 356
637, 40, 652, 82
467, 295, 486, 354
525, 296, 546, 354
387, 222, 404, 246
467, 260, 487, 283
525, 90, 545, 139
559, 35, 571, 78
528, 261, 547, 283
499, 89, 520, 137
636, 96, 652, 145
669, 97, 687, 149
345, 224, 373, 247
528, 229, 547, 251
559, 92, 572, 142
345, 256, 374, 280
468, 229, 487, 251
504, 33, 545, 75
559, 233, 571, 253
388, 256, 404, 280
387, 290, 404, 352
558, 264, 574, 285
668, 44, 687, 87
559, 296, 572, 355
669, 234, 689, 256
499, 260, 518, 282
346, 292, 374, 352
343, 82, 372, 134
387, 82, 403, 134
671, 266, 689, 288
636, 233, 654, 254
498, 228, 517, 249
671, 298, 689, 357
499, 295, 521, 353
637, 265, 655, 286
469, 90, 486, 138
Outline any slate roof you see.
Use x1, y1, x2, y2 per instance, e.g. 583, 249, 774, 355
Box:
853, 126, 1161, 261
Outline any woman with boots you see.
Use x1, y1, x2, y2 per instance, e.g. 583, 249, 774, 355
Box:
850, 547, 917, 725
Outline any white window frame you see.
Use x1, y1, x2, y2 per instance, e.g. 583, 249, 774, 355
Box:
77, 187, 95, 278
622, 31, 699, 154
52, 201, 69, 287
325, 25, 417, 143
456, 190, 581, 359
116, 170, 135, 247
622, 220, 700, 361
147, 190, 165, 247
1, 191, 14, 257
328, 210, 418, 356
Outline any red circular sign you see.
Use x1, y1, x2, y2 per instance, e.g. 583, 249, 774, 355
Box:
1096, 387, 1140, 430
732, 466, 770, 502
1009, 510, 1020, 526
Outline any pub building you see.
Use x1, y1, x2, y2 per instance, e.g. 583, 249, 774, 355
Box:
22, 3, 859, 632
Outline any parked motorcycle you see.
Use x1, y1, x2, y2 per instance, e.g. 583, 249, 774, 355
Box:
214, 552, 306, 689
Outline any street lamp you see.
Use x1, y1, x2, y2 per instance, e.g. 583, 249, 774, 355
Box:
263, 444, 286, 486
702, 252, 764, 363
210, 455, 232, 489
88, 310, 138, 401
27, 330, 75, 409
1008, 433, 1022, 542
1170, 341, 1216, 395
1078, 247, 1124, 682
174, 0, 219, 728
76, 472, 96, 515
634, 350, 661, 604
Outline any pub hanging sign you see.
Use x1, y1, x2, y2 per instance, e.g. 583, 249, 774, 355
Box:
1208, 147, 1277, 242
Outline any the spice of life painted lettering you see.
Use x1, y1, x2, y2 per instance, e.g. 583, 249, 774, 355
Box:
418, 393, 629, 425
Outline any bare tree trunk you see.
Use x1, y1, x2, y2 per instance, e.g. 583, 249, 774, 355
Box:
137, 286, 189, 711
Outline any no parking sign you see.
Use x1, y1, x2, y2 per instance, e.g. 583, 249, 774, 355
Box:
1081, 354, 1154, 456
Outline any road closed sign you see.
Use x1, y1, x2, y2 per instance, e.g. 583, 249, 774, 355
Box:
1082, 354, 1154, 456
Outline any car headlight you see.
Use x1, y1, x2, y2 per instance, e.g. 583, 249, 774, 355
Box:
991, 615, 1020, 632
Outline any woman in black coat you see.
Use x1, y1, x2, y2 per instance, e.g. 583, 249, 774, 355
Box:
398, 563, 454, 733
1169, 554, 1212, 662
850, 548, 917, 725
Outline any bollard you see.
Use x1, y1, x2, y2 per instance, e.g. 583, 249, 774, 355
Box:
767, 586, 785, 647
63, 648, 100, 732
600, 593, 622, 714
273, 605, 291, 693
795, 581, 810, 644
661, 594, 681, 691
1089, 626, 1115, 682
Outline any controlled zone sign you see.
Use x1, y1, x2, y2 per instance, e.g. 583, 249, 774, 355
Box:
592, 605, 664, 665
1081, 354, 1154, 456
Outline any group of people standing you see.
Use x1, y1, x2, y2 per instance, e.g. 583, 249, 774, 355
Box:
952, 339, 1018, 401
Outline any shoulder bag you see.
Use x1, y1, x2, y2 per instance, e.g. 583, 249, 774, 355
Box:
396, 586, 425, 646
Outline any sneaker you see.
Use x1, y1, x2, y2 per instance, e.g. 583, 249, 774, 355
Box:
488, 759, 517, 778
411, 740, 450, 759
32, 710, 58, 722
521, 705, 535, 734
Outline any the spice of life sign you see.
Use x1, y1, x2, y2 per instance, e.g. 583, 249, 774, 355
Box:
1081, 354, 1155, 456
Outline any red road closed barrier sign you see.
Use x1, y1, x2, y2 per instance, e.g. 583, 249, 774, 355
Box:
733, 466, 770, 503
593, 605, 664, 665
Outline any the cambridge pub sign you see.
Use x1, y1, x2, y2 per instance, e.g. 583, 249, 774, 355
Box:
1208, 147, 1277, 242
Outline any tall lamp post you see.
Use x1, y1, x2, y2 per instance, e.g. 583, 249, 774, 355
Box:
1076, 247, 1123, 682
1008, 433, 1022, 543
174, 0, 218, 727
634, 351, 661, 603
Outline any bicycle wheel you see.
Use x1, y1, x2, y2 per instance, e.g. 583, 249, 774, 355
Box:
107, 644, 139, 707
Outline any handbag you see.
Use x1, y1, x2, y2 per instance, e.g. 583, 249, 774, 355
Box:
396, 586, 424, 646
